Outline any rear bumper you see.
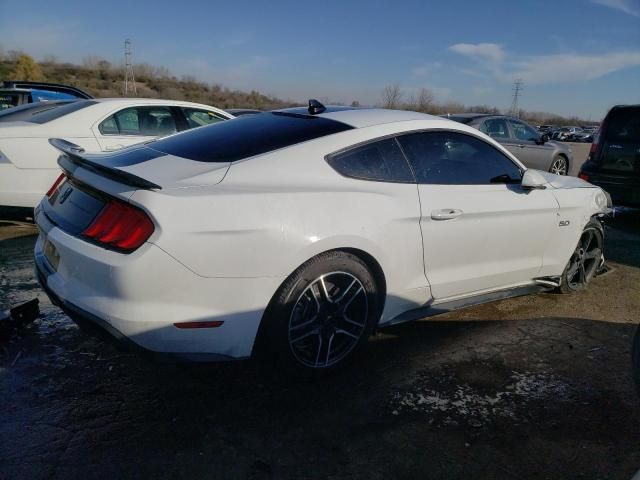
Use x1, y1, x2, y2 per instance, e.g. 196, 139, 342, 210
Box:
34, 206, 284, 360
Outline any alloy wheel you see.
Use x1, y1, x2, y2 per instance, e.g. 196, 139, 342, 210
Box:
565, 228, 602, 290
550, 157, 568, 175
288, 271, 368, 368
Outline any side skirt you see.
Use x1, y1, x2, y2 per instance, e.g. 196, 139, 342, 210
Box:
382, 284, 551, 327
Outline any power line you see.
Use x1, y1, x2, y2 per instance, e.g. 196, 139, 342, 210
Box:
123, 39, 137, 96
509, 79, 523, 117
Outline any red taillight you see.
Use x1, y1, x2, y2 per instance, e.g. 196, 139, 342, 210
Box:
82, 200, 154, 252
578, 172, 590, 181
46, 173, 66, 198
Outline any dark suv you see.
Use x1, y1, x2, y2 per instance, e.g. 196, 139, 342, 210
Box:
579, 105, 640, 207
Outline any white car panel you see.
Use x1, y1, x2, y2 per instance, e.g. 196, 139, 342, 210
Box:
0, 98, 233, 208
418, 184, 559, 299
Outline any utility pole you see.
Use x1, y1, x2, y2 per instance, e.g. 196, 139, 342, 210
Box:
123, 39, 137, 96
509, 79, 523, 118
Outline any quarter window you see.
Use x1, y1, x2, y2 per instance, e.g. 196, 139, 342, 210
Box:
182, 108, 227, 128
327, 138, 414, 182
397, 131, 522, 185
99, 106, 178, 136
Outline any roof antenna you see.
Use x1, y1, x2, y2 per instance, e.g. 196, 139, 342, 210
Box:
308, 99, 326, 115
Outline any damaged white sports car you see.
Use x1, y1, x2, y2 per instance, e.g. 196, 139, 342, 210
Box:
34, 102, 612, 374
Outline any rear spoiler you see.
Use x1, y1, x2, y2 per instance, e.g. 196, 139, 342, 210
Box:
49, 138, 162, 190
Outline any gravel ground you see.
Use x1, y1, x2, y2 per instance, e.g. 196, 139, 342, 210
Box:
1, 206, 639, 480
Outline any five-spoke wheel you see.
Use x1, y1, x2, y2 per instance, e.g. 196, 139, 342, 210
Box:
263, 251, 380, 375
289, 272, 368, 368
559, 222, 603, 293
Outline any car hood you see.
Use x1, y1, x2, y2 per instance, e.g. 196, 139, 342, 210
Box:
536, 170, 593, 189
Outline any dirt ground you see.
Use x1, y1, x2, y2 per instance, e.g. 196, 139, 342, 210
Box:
1, 203, 639, 478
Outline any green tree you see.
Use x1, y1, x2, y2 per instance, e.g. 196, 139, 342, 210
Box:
10, 54, 43, 81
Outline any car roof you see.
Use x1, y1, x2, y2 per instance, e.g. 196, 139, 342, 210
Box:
275, 106, 440, 129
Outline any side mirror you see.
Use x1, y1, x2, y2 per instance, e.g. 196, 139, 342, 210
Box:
521, 169, 548, 190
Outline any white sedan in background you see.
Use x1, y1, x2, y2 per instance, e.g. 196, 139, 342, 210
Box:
35, 102, 611, 375
0, 98, 233, 208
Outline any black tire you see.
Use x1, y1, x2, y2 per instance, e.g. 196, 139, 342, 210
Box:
549, 155, 569, 176
633, 326, 640, 398
261, 251, 381, 376
558, 220, 603, 294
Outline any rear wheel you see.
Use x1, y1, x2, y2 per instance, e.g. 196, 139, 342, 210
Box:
263, 251, 380, 376
559, 221, 603, 293
550, 155, 568, 175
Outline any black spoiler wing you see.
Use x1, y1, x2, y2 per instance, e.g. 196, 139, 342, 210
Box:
50, 138, 162, 190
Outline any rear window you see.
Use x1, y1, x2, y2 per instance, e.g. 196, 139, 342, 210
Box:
28, 100, 97, 124
149, 112, 353, 163
0, 100, 74, 122
605, 107, 640, 143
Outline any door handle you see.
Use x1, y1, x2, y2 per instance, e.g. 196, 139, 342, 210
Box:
431, 208, 463, 220
517, 144, 525, 148
104, 144, 124, 151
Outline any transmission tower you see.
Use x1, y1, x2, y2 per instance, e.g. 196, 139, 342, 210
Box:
509, 79, 523, 117
123, 39, 137, 96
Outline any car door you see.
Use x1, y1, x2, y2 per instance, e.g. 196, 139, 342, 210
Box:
397, 130, 558, 300
507, 119, 555, 170
93, 105, 179, 151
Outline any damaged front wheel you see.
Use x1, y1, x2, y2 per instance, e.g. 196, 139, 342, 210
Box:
558, 221, 603, 293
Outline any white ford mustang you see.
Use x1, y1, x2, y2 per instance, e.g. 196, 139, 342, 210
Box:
0, 98, 233, 209
34, 102, 611, 374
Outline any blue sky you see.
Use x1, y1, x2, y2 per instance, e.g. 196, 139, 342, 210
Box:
1, 0, 639, 118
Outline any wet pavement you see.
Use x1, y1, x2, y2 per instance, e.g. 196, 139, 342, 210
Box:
1, 210, 639, 480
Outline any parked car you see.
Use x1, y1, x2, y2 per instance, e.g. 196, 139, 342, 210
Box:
34, 102, 611, 374
553, 126, 584, 141
579, 104, 640, 207
443, 114, 573, 175
0, 81, 92, 110
0, 98, 234, 209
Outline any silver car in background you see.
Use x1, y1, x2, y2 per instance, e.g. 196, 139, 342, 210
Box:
444, 114, 573, 175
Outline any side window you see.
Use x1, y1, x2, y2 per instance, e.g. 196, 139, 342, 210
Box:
397, 131, 522, 185
509, 120, 539, 142
327, 137, 414, 183
479, 118, 510, 140
99, 116, 118, 134
182, 108, 227, 129
99, 106, 177, 136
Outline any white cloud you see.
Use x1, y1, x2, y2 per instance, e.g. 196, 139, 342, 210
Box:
450, 41, 640, 85
449, 43, 505, 63
508, 51, 640, 84
591, 0, 640, 17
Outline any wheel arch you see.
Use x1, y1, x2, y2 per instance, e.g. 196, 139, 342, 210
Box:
251, 246, 388, 357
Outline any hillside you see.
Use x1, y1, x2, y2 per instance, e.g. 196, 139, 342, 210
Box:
0, 54, 294, 110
